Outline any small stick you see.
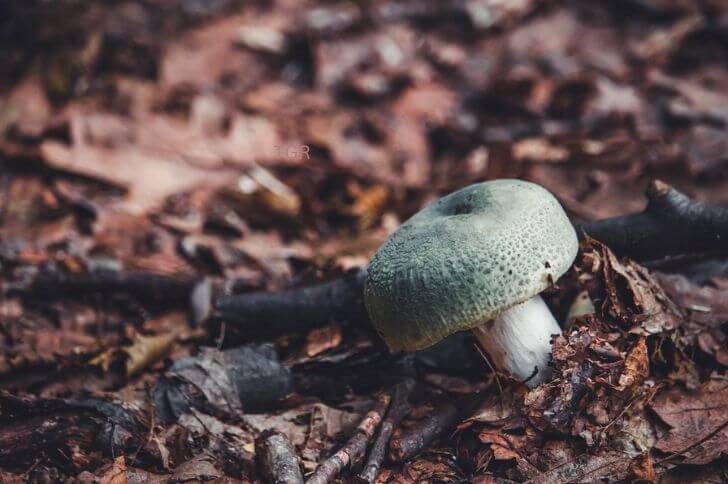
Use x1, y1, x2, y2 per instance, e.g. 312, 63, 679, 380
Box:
355, 379, 416, 483
256, 430, 304, 484
388, 400, 459, 462
305, 391, 391, 484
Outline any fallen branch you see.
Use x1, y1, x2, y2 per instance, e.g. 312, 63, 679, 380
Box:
215, 267, 367, 331
306, 390, 392, 484
579, 180, 728, 262
388, 399, 459, 462
256, 430, 304, 484
215, 181, 727, 330
23, 269, 196, 302
355, 379, 416, 483
15, 181, 724, 331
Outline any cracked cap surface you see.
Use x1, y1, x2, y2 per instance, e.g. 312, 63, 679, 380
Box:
364, 179, 578, 351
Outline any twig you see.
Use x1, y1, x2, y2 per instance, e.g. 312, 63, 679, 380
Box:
388, 400, 459, 463
579, 180, 728, 261
256, 430, 304, 484
215, 267, 367, 332
355, 379, 416, 483
305, 391, 391, 484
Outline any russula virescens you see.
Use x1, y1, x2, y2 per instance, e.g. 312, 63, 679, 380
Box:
364, 179, 578, 387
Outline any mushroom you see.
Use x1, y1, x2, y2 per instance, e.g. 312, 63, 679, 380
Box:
364, 179, 578, 387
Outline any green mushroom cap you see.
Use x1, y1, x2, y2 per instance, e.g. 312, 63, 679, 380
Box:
364, 179, 578, 351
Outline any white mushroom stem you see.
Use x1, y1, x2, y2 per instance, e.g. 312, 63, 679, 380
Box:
472, 294, 561, 388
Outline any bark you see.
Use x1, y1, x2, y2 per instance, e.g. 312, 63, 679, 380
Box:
214, 267, 367, 331
27, 269, 195, 302
388, 400, 459, 462
256, 430, 304, 484
579, 180, 728, 261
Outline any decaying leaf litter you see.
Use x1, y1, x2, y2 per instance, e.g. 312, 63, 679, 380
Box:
1, 0, 727, 482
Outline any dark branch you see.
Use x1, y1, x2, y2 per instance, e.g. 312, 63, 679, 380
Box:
387, 392, 484, 463
579, 180, 728, 262
15, 181, 724, 331
215, 181, 728, 330
256, 430, 304, 484
388, 399, 459, 462
214, 267, 367, 332
26, 269, 195, 302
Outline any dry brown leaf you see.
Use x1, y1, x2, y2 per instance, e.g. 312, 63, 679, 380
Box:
633, 15, 703, 62
387, 452, 463, 483
40, 137, 236, 215
220, 165, 301, 219
478, 428, 531, 462
650, 376, 728, 465
305, 324, 343, 357
169, 455, 221, 482
99, 455, 126, 484
536, 451, 633, 483
232, 231, 313, 283
90, 317, 183, 378
584, 237, 682, 333
123, 329, 181, 378
617, 337, 649, 391
512, 138, 569, 163
242, 403, 360, 452
628, 452, 655, 481
348, 184, 389, 231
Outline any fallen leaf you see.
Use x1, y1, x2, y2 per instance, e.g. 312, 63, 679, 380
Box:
242, 402, 360, 450
617, 337, 649, 391
512, 138, 569, 163
153, 344, 293, 421
535, 450, 636, 483
169, 455, 221, 482
585, 237, 683, 333
123, 329, 181, 378
650, 376, 728, 465
99, 456, 126, 484
305, 324, 343, 357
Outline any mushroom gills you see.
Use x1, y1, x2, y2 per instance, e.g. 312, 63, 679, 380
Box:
471, 294, 561, 387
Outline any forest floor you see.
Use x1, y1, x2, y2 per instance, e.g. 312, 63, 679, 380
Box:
0, 0, 727, 482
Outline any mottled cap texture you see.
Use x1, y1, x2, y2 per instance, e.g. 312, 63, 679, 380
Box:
364, 179, 578, 351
